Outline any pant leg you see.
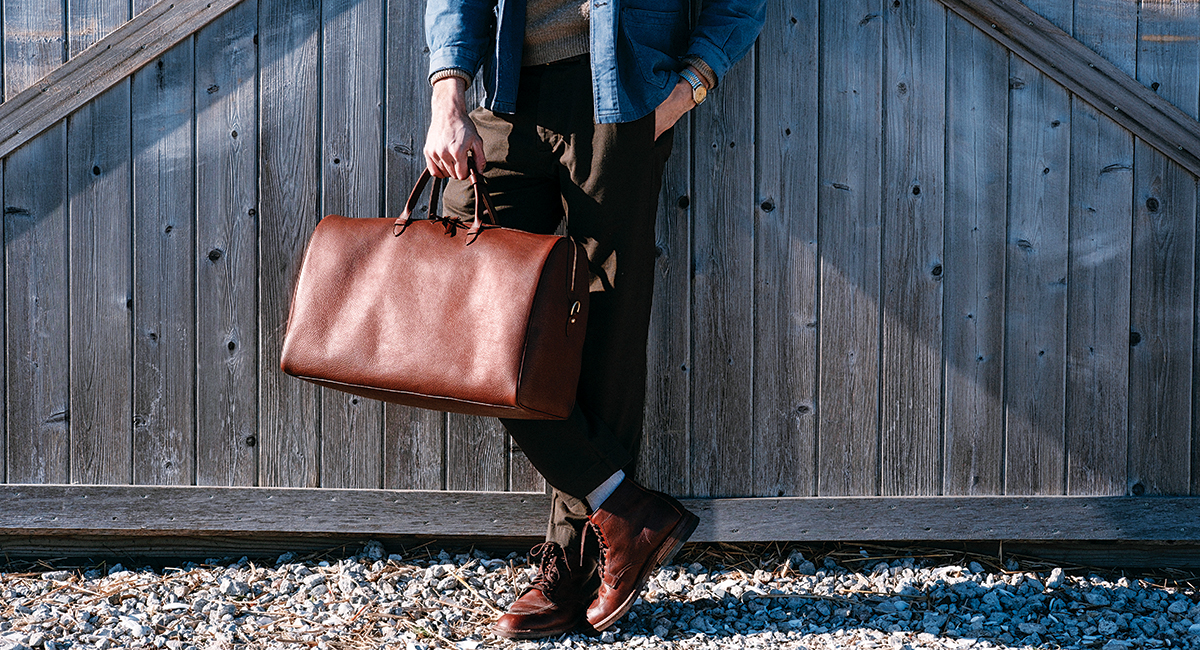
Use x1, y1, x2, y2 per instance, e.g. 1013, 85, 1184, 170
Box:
442, 58, 673, 549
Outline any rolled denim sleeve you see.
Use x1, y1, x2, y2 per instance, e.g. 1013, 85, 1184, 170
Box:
685, 0, 767, 84
425, 0, 497, 83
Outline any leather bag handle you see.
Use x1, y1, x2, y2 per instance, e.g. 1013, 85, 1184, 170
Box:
394, 157, 497, 243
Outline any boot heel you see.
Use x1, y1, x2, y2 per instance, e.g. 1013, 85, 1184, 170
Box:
660, 510, 699, 567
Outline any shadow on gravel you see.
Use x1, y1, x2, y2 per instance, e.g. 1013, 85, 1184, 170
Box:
595, 551, 1199, 650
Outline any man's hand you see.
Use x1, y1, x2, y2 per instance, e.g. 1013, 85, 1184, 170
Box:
424, 77, 487, 179
653, 77, 695, 140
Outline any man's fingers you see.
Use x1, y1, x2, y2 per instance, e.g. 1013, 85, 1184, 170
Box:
425, 151, 443, 178
426, 152, 446, 178
452, 151, 470, 180
471, 140, 487, 170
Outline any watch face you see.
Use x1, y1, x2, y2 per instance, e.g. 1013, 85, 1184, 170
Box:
693, 84, 707, 104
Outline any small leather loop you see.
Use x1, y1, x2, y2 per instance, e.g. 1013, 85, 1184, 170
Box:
394, 158, 499, 245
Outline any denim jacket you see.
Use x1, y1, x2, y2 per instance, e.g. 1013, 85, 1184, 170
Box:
425, 0, 766, 124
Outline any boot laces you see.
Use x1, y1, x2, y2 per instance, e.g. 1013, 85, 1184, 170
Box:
586, 521, 609, 578
527, 542, 569, 599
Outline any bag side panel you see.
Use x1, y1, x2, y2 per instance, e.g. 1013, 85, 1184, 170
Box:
515, 239, 590, 419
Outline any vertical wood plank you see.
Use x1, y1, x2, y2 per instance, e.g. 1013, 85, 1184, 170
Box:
1002, 0, 1071, 496
385, 408, 445, 490
67, 0, 133, 485
319, 0, 384, 490
880, 0, 946, 497
1065, 0, 1136, 496
689, 42, 755, 499
507, 430, 541, 491
817, 0, 884, 497
4, 0, 69, 484
131, 0, 196, 486
0, 5, 4, 484
639, 108, 691, 495
445, 414, 507, 491
259, 0, 321, 487
942, 14, 1007, 495
381, 0, 448, 491
508, 439, 545, 492
195, 0, 259, 487
1128, 0, 1199, 496
751, 0, 818, 498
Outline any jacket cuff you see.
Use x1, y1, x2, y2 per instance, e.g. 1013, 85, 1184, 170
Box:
681, 55, 718, 89
429, 67, 474, 88
684, 39, 734, 87
427, 45, 482, 85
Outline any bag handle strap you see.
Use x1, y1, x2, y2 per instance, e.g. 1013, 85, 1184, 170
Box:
394, 156, 497, 243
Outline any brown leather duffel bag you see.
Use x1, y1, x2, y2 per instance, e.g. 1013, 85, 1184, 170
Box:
280, 166, 589, 420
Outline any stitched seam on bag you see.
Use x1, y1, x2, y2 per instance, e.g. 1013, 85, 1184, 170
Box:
291, 373, 552, 415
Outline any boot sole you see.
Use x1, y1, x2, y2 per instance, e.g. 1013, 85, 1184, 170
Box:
492, 622, 580, 640
587, 496, 700, 632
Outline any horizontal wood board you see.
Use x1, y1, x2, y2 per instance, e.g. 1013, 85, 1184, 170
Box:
0, 0, 1198, 544
1, 486, 1198, 542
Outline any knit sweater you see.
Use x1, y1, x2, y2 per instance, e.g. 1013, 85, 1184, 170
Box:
523, 0, 590, 66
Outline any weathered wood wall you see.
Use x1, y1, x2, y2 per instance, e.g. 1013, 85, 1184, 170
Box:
2, 0, 1199, 540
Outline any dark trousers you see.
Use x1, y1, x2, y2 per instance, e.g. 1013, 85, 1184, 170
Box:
442, 56, 673, 550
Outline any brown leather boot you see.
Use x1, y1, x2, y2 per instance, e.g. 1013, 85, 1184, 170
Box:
493, 541, 595, 639
584, 480, 699, 631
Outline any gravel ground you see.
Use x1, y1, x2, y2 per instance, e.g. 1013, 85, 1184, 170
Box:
1, 541, 1198, 650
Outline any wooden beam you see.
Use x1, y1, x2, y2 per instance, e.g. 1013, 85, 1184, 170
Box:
937, 0, 1200, 177
2, 486, 1198, 541
0, 0, 245, 159
5, 536, 1200, 568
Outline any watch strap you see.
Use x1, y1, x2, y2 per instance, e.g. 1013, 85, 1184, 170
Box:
679, 68, 706, 105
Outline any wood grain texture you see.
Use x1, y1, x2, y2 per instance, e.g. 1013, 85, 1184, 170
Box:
942, 13, 1007, 495
319, 0, 384, 490
384, 407, 445, 491
508, 440, 545, 493
67, 0, 134, 486
258, 0, 321, 487
879, 0, 946, 497
0, 0, 247, 160
637, 130, 690, 496
446, 415, 507, 492
689, 42, 755, 499
1002, 0, 1070, 496
1126, 0, 1199, 497
817, 0, 884, 497
195, 0, 259, 487
936, 0, 1200, 177
1065, 0, 1135, 497
3, 485, 1199, 541
131, 0, 196, 485
4, 0, 69, 484
381, 0, 449, 491
751, 0, 818, 498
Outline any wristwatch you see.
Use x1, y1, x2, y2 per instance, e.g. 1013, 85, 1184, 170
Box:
679, 68, 707, 106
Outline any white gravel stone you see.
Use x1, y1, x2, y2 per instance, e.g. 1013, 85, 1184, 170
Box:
0, 543, 1197, 650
